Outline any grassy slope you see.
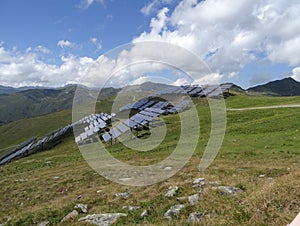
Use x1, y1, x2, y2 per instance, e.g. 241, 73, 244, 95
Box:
0, 94, 299, 225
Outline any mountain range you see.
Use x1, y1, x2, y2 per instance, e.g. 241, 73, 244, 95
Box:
0, 77, 299, 126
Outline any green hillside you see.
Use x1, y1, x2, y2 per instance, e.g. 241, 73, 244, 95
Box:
0, 85, 119, 126
0, 93, 299, 225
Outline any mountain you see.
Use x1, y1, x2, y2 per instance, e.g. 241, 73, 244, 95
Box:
248, 77, 300, 96
0, 85, 119, 126
0, 85, 45, 95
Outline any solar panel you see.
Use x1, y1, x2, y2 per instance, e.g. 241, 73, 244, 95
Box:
144, 107, 165, 114
102, 133, 111, 142
130, 114, 145, 123
123, 119, 138, 128
80, 132, 88, 140
75, 136, 81, 143
116, 123, 130, 133
202, 85, 219, 95
110, 128, 122, 138
140, 110, 159, 117
136, 113, 153, 122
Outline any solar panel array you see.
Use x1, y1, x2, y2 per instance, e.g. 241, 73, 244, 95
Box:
0, 125, 73, 166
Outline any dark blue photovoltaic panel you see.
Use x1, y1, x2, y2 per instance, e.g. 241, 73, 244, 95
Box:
144, 107, 165, 114
116, 123, 130, 133
130, 114, 145, 123
140, 110, 159, 117
123, 119, 138, 128
102, 132, 111, 142
110, 128, 122, 138
136, 113, 153, 122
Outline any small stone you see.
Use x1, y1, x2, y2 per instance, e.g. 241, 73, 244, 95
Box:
115, 192, 130, 199
258, 174, 265, 178
79, 213, 127, 226
188, 193, 199, 205
122, 206, 140, 211
164, 204, 185, 219
164, 186, 179, 197
140, 210, 150, 217
192, 178, 205, 187
53, 176, 60, 180
96, 190, 102, 193
176, 196, 187, 202
74, 203, 88, 213
118, 177, 131, 182
187, 212, 203, 224
37, 220, 49, 226
61, 210, 79, 222
163, 166, 172, 171
217, 186, 244, 197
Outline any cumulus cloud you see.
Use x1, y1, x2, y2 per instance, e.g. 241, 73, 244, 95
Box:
141, 0, 173, 16
291, 67, 300, 81
134, 0, 300, 83
57, 40, 74, 48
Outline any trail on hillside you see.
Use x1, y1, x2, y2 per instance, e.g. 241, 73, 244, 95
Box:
227, 104, 300, 111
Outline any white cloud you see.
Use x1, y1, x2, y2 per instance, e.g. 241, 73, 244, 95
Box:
291, 67, 300, 82
141, 0, 173, 16
57, 40, 74, 48
134, 0, 300, 84
90, 37, 102, 50
79, 0, 105, 9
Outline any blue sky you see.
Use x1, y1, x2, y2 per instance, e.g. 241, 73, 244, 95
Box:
0, 0, 300, 88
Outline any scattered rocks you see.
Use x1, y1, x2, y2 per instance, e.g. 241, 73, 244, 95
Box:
78, 213, 127, 226
187, 212, 203, 224
74, 203, 88, 213
37, 220, 49, 226
164, 186, 179, 197
114, 192, 130, 199
61, 210, 79, 222
164, 204, 185, 219
192, 178, 205, 187
140, 209, 150, 217
122, 206, 140, 211
216, 186, 244, 197
188, 193, 200, 205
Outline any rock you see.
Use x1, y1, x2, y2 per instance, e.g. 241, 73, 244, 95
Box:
74, 203, 88, 213
217, 186, 244, 196
192, 178, 205, 187
140, 210, 150, 217
187, 212, 203, 224
37, 221, 49, 226
114, 192, 130, 199
164, 204, 185, 219
164, 186, 179, 197
78, 213, 127, 226
258, 174, 265, 178
61, 210, 79, 222
188, 193, 200, 205
163, 166, 172, 171
97, 190, 102, 193
176, 196, 187, 202
53, 176, 60, 180
122, 206, 140, 211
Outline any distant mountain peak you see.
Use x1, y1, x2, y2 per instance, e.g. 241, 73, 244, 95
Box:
248, 77, 300, 96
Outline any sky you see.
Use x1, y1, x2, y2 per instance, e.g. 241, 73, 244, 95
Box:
0, 0, 300, 88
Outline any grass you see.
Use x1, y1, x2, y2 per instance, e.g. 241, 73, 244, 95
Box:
0, 92, 299, 225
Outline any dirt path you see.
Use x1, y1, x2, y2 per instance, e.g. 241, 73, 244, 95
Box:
227, 104, 300, 111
